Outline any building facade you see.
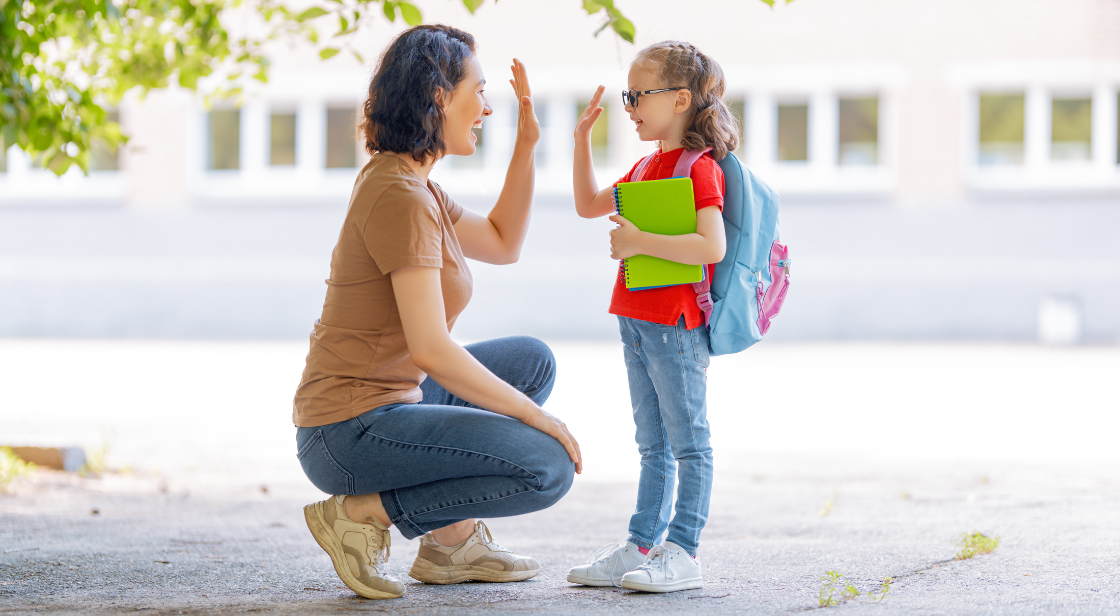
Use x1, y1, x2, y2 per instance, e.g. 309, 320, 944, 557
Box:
2, 0, 1118, 208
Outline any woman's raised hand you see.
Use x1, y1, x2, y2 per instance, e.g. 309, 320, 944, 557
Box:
521, 407, 583, 474
575, 86, 605, 141
509, 58, 540, 147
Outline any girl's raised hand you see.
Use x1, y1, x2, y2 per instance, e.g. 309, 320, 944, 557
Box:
575, 86, 605, 141
509, 58, 540, 147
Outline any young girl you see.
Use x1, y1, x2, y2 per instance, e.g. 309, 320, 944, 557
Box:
566, 41, 741, 593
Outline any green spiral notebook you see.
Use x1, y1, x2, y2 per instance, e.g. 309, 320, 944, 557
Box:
614, 177, 704, 290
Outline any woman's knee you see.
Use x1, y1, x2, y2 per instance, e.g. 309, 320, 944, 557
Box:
529, 437, 574, 507
510, 336, 556, 402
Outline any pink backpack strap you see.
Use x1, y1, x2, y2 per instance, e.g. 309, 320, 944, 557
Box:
630, 149, 660, 183
675, 147, 714, 325
672, 147, 712, 178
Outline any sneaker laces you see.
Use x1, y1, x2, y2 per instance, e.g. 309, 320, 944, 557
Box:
587, 542, 629, 588
367, 527, 391, 570
635, 545, 671, 578
474, 521, 509, 553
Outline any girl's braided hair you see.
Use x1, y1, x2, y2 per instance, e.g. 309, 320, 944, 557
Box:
634, 41, 741, 160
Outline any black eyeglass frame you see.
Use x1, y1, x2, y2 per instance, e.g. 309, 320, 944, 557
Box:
622, 87, 687, 108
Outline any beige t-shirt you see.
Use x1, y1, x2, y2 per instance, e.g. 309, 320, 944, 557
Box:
293, 153, 472, 427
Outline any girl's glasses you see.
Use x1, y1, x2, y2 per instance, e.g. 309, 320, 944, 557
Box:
622, 88, 686, 108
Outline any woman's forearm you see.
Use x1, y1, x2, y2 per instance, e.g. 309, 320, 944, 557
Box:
485, 140, 535, 262
416, 335, 539, 421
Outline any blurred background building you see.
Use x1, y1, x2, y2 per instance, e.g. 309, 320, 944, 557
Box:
1, 0, 1118, 342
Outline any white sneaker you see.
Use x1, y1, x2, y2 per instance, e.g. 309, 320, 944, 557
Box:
620, 541, 702, 593
567, 541, 647, 587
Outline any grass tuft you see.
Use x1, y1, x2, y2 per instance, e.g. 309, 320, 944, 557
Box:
818, 571, 891, 607
956, 531, 1001, 560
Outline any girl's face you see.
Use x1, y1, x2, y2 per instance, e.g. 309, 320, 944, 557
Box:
442, 55, 492, 158
625, 65, 691, 144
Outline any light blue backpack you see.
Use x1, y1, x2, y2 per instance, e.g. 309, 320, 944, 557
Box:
631, 148, 790, 355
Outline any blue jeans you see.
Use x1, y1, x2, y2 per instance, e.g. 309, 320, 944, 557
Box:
619, 316, 713, 557
295, 336, 574, 540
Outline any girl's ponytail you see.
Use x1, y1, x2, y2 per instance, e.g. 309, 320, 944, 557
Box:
635, 42, 741, 160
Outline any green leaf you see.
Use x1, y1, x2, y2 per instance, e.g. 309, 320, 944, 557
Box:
296, 7, 329, 22
319, 47, 340, 60
611, 15, 634, 42
351, 50, 365, 64
383, 1, 396, 21
461, 0, 486, 13
398, 2, 422, 25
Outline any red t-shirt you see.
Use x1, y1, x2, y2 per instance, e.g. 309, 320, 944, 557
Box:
609, 148, 725, 330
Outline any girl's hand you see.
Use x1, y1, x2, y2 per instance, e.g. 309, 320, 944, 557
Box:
575, 86, 605, 142
509, 58, 540, 148
521, 407, 583, 474
608, 214, 644, 260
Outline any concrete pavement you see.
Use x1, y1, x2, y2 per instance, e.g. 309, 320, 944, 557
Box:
2, 340, 1119, 614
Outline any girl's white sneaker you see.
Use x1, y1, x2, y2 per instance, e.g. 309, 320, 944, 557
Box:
619, 541, 702, 593
566, 540, 647, 587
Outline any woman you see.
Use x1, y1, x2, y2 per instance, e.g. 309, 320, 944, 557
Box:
292, 25, 581, 600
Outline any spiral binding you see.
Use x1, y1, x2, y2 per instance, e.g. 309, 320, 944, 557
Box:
614, 186, 631, 286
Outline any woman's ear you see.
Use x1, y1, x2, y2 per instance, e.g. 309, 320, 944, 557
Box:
674, 89, 693, 115
434, 86, 449, 109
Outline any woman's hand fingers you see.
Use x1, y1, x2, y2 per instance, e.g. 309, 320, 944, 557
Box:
513, 58, 531, 99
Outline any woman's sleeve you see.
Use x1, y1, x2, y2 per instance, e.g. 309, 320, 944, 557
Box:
428, 180, 464, 224
362, 182, 446, 275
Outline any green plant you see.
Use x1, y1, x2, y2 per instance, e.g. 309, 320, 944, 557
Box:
868, 577, 892, 602
0, 447, 36, 493
818, 571, 891, 607
957, 531, 1000, 560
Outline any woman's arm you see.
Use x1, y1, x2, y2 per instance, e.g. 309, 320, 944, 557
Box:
608, 206, 726, 265
573, 86, 617, 219
454, 59, 540, 266
390, 265, 582, 473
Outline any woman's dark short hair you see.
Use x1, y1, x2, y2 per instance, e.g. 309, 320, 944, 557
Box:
360, 25, 476, 164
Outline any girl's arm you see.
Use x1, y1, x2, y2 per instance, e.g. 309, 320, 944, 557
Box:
609, 206, 726, 265
390, 264, 582, 473
455, 59, 539, 265
573, 86, 617, 219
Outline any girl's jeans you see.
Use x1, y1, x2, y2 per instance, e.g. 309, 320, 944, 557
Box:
295, 336, 575, 540
619, 315, 713, 557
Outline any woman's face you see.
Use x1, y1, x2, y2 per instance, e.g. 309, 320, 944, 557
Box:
442, 55, 492, 158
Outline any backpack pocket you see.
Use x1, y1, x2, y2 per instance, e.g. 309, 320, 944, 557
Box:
757, 242, 790, 336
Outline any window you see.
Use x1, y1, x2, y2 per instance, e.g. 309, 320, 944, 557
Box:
326, 107, 357, 169
208, 109, 241, 170
270, 112, 297, 166
578, 100, 609, 164
727, 98, 746, 157
978, 93, 1024, 166
535, 101, 549, 169
1051, 97, 1092, 162
838, 97, 878, 165
776, 103, 808, 162
90, 111, 120, 172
